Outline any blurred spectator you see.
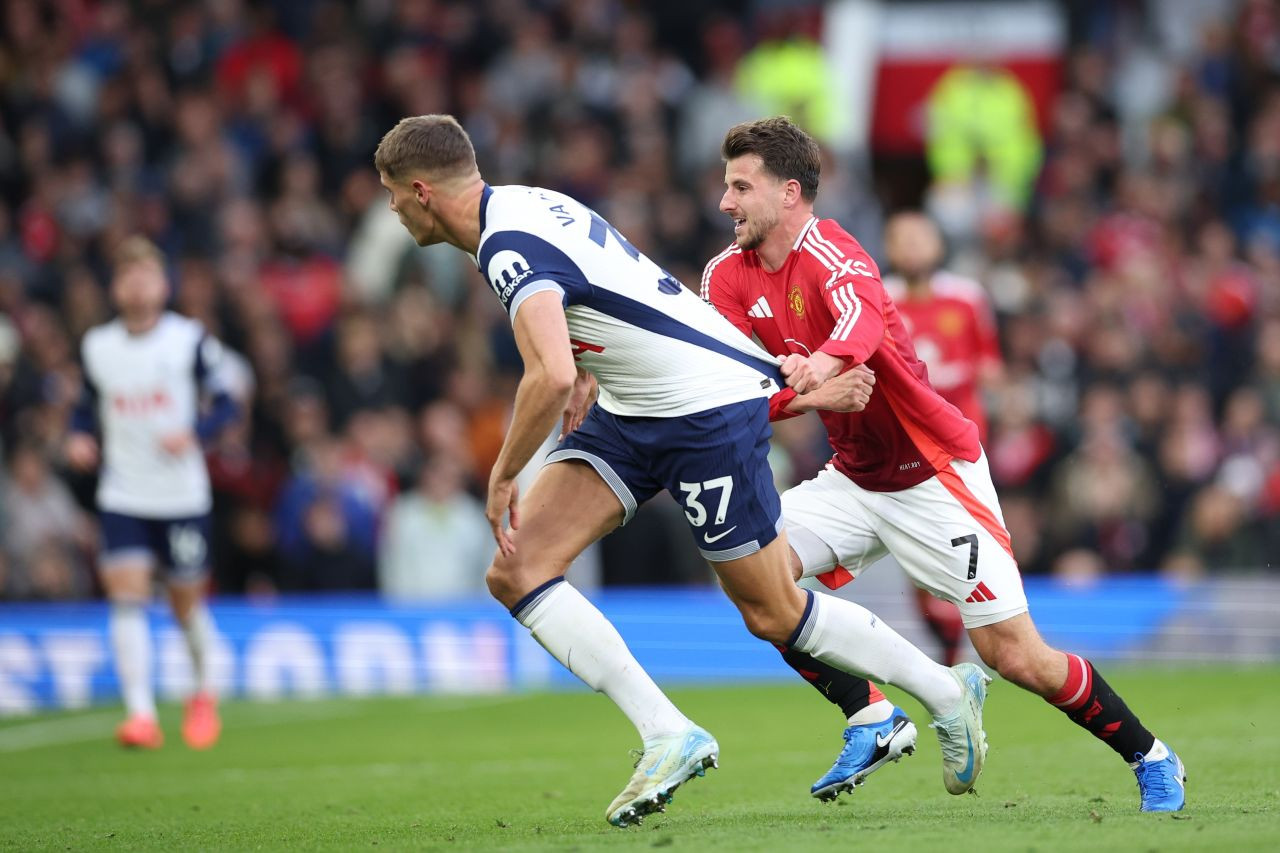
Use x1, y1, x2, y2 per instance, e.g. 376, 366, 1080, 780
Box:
0, 0, 1271, 596
1, 441, 93, 599
326, 310, 410, 430
734, 10, 835, 143
926, 64, 1044, 210
279, 492, 376, 592
274, 438, 379, 590
378, 454, 491, 601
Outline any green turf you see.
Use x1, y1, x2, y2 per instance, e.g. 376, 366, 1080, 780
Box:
0, 666, 1275, 851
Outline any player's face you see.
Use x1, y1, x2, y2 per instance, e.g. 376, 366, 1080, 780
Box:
884, 214, 943, 279
379, 172, 436, 247
111, 259, 168, 322
721, 155, 783, 251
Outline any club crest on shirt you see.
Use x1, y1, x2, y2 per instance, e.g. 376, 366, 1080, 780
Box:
939, 307, 964, 337
788, 284, 805, 318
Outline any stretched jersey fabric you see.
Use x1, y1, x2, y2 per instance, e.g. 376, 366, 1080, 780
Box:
475, 185, 783, 418
884, 271, 1001, 443
703, 217, 980, 492
80, 313, 224, 517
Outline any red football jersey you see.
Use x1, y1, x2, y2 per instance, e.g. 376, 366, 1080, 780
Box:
884, 271, 1001, 443
702, 217, 980, 492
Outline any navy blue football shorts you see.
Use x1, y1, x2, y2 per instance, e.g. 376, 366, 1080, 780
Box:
549, 396, 782, 561
99, 511, 211, 581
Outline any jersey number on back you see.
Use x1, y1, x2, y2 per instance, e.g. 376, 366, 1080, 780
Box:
588, 210, 683, 295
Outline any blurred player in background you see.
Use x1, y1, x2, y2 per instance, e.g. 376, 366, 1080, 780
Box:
66, 237, 240, 750
883, 211, 1005, 666
703, 117, 1185, 811
375, 114, 988, 827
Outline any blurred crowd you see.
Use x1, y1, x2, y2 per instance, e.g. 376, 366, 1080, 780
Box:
0, 0, 1276, 602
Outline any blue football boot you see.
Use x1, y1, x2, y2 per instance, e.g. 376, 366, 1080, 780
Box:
1133, 742, 1186, 812
811, 707, 918, 801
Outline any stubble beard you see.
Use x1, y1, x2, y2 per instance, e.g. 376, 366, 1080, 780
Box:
736, 210, 778, 251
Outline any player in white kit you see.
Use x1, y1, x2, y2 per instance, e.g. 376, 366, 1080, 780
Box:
374, 115, 987, 826
66, 237, 240, 750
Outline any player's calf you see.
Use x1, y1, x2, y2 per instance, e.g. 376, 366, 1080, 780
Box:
971, 618, 1185, 811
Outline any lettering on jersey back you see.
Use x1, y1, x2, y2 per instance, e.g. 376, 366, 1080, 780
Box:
537, 192, 577, 227
548, 204, 574, 226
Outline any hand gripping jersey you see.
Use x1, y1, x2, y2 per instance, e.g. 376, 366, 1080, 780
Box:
703, 217, 981, 492
476, 185, 783, 417
80, 313, 222, 517
884, 270, 1001, 443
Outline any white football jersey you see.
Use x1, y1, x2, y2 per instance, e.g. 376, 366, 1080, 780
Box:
476, 185, 783, 417
81, 312, 222, 517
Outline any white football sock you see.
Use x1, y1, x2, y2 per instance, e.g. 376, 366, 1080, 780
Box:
179, 603, 215, 695
514, 579, 690, 741
109, 602, 156, 719
791, 591, 962, 716
848, 698, 894, 727
1132, 738, 1169, 767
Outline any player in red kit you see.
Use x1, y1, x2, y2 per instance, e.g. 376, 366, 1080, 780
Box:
883, 213, 1002, 443
883, 211, 1005, 666
703, 117, 1185, 811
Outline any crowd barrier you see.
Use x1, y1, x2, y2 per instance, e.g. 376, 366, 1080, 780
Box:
2, 575, 1275, 715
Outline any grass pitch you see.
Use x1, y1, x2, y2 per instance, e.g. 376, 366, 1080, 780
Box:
1, 666, 1275, 851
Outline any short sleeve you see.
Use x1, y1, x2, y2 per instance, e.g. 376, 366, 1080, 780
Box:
478, 230, 590, 322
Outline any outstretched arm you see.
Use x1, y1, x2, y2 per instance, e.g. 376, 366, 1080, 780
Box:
488, 290, 578, 555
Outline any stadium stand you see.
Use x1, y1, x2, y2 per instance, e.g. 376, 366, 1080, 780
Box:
0, 0, 1275, 603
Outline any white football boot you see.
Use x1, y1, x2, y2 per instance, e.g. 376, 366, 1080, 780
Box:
606, 723, 719, 827
930, 662, 991, 794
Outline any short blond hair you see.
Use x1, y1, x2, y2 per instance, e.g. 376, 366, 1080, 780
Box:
375, 115, 478, 182
112, 235, 165, 272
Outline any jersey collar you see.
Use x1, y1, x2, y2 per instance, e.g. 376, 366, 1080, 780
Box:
791, 216, 819, 252
479, 182, 494, 234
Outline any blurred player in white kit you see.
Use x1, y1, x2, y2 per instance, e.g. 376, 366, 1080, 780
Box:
66, 236, 241, 750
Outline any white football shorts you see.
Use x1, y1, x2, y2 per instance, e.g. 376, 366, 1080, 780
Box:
782, 452, 1028, 629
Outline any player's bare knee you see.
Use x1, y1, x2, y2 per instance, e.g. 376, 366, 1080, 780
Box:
484, 551, 549, 608
980, 641, 1041, 690
786, 546, 804, 582
739, 604, 793, 645
102, 569, 150, 604
484, 560, 518, 605
169, 591, 198, 623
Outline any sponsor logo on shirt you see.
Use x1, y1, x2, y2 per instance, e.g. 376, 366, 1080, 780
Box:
112, 389, 173, 416
487, 250, 535, 302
